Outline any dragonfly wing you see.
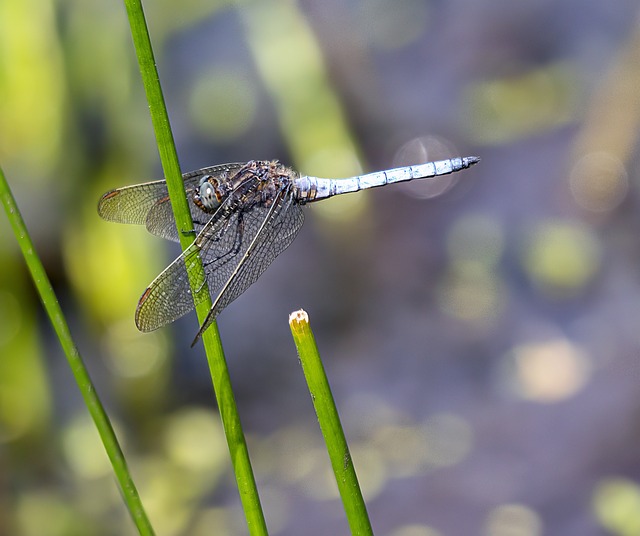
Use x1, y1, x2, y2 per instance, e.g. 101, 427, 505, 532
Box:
135, 240, 207, 331
136, 184, 304, 337
193, 188, 304, 343
135, 171, 260, 331
134, 207, 243, 331
98, 179, 169, 226
98, 163, 245, 242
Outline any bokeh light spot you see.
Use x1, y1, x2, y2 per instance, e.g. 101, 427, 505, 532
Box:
62, 414, 116, 479
104, 320, 168, 379
501, 338, 591, 403
300, 448, 341, 501
522, 220, 600, 297
191, 508, 234, 536
163, 407, 226, 474
593, 477, 640, 535
392, 136, 461, 199
138, 456, 196, 534
372, 423, 429, 478
349, 442, 387, 500
16, 491, 75, 536
391, 524, 443, 536
438, 268, 504, 325
484, 503, 543, 536
570, 151, 628, 212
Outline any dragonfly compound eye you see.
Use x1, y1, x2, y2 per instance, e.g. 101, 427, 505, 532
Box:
196, 176, 220, 211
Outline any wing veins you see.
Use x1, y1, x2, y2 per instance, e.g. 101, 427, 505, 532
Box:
191, 187, 299, 345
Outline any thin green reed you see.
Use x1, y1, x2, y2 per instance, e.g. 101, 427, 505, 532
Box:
0, 166, 155, 535
121, 1, 268, 533
290, 310, 374, 536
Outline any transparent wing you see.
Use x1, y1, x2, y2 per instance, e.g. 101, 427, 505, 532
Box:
98, 179, 171, 225
193, 189, 304, 343
98, 163, 245, 242
135, 184, 304, 333
134, 204, 243, 331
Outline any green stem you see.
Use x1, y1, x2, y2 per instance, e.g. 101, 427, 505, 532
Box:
0, 167, 155, 535
121, 1, 268, 533
289, 310, 373, 536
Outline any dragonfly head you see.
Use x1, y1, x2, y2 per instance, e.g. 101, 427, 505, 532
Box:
194, 175, 222, 212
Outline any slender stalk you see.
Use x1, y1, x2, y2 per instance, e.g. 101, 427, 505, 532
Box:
121, 1, 268, 533
0, 167, 155, 535
289, 310, 373, 536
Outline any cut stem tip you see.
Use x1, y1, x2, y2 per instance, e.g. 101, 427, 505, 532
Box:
289, 309, 309, 326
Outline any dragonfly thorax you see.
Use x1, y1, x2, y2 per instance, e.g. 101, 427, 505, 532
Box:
194, 175, 222, 212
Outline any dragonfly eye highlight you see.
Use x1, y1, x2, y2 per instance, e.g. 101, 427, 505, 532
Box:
195, 176, 220, 211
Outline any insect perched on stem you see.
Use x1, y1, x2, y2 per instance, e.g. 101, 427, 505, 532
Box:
98, 156, 479, 346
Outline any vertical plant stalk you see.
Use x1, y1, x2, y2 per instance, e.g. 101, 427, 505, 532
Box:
121, 1, 268, 533
0, 167, 155, 535
289, 310, 373, 536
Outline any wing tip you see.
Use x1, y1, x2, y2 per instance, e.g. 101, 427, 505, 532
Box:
135, 287, 156, 332
190, 332, 201, 348
190, 309, 217, 347
97, 189, 120, 219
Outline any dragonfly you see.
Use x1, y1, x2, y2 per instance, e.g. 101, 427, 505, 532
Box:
98, 156, 479, 346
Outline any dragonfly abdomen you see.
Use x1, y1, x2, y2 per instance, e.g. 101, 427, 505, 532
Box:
297, 156, 479, 202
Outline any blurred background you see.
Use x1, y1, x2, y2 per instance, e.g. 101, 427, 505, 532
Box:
1, 0, 640, 534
